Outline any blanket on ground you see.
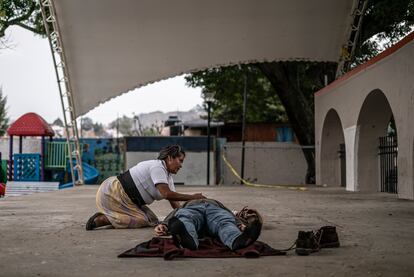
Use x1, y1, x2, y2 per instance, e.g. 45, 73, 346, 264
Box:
118, 237, 286, 260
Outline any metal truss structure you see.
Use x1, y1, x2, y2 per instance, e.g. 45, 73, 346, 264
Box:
38, 0, 84, 185
336, 0, 369, 78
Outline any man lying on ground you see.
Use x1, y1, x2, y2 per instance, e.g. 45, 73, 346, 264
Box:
153, 198, 263, 251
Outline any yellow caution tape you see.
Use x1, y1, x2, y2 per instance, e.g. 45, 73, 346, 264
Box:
222, 154, 307, 191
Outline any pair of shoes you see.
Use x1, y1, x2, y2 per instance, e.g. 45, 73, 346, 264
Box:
295, 225, 340, 255
85, 212, 103, 231
315, 226, 340, 248
168, 217, 197, 250
231, 220, 262, 250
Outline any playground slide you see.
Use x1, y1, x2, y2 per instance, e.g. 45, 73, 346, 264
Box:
60, 162, 100, 189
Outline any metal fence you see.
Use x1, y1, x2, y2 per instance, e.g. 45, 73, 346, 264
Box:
338, 143, 346, 187
378, 136, 398, 193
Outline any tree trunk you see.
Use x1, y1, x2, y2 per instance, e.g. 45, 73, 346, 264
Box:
257, 62, 336, 184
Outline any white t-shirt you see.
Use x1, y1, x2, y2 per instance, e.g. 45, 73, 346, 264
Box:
129, 159, 175, 204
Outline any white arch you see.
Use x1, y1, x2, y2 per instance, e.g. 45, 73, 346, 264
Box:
320, 108, 345, 187
356, 89, 395, 192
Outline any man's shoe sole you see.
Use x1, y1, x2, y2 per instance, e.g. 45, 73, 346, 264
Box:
320, 241, 340, 248
168, 217, 197, 250
295, 247, 319, 256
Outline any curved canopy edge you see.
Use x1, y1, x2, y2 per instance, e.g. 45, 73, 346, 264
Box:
53, 0, 356, 116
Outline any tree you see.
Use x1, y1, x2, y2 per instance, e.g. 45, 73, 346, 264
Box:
108, 116, 134, 137
81, 117, 94, 131
0, 0, 44, 38
0, 86, 9, 136
92, 122, 106, 137
185, 65, 287, 123
52, 117, 63, 127
354, 0, 414, 65
141, 126, 161, 136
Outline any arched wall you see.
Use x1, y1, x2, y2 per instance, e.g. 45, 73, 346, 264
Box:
315, 32, 414, 200
320, 109, 345, 187
356, 89, 394, 192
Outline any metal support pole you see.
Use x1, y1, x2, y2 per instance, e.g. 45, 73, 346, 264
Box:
39, 0, 84, 185
336, 0, 368, 77
8, 135, 13, 181
240, 74, 247, 184
19, 136, 23, 154
41, 136, 45, 181
207, 101, 211, 185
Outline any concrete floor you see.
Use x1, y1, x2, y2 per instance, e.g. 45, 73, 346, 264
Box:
1, 185, 414, 277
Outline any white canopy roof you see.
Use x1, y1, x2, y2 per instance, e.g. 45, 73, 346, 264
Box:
53, 0, 356, 116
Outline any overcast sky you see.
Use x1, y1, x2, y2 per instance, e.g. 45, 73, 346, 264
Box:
0, 27, 203, 125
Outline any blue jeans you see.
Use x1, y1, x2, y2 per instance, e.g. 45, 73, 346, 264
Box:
174, 202, 242, 250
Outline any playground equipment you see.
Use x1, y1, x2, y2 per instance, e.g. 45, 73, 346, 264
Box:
0, 153, 6, 196
60, 161, 99, 189
4, 113, 99, 195
45, 141, 99, 188
7, 112, 55, 181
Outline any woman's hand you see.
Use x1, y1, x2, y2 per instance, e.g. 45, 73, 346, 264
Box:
156, 184, 207, 201
154, 224, 168, 236
191, 193, 207, 200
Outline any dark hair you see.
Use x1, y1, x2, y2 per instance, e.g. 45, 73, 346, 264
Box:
236, 207, 263, 240
157, 145, 185, 160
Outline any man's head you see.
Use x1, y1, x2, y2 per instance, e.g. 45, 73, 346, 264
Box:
157, 145, 186, 174
231, 207, 263, 250
235, 207, 263, 237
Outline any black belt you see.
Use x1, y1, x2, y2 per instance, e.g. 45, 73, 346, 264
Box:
117, 170, 146, 208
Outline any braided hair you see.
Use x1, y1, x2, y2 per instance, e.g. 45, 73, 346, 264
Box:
157, 144, 185, 160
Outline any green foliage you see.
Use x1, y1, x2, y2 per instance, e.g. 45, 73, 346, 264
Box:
141, 127, 161, 136
0, 0, 45, 38
0, 86, 9, 136
81, 117, 94, 131
108, 116, 135, 136
79, 117, 107, 137
387, 116, 397, 137
353, 0, 414, 65
92, 122, 105, 137
52, 117, 63, 127
185, 65, 288, 123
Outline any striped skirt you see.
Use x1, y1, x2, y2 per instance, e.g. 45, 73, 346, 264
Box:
96, 176, 159, 228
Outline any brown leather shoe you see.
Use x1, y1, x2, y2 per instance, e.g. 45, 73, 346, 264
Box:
295, 231, 320, 255
315, 226, 340, 248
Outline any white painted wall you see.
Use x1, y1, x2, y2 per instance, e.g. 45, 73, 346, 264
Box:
222, 142, 307, 185
125, 151, 214, 185
0, 138, 41, 158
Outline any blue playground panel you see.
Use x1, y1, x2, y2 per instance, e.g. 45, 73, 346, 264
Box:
13, 154, 41, 181
60, 161, 100, 189
54, 138, 123, 183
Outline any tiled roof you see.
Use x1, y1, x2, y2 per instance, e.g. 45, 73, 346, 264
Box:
7, 113, 55, 136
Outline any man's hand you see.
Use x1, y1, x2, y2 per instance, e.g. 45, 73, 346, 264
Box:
154, 224, 168, 236
237, 222, 246, 231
